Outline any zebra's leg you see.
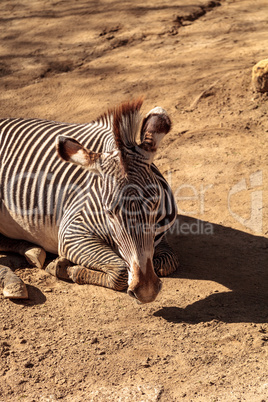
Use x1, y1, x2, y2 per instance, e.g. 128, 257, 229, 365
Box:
46, 239, 128, 291
153, 236, 179, 277
0, 234, 46, 269
46, 257, 128, 291
66, 263, 128, 291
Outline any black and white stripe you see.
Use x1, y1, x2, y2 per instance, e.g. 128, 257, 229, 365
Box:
0, 101, 178, 298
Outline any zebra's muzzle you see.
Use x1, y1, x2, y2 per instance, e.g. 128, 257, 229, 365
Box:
127, 259, 162, 303
127, 289, 139, 301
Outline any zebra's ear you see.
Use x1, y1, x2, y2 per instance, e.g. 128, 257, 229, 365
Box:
56, 136, 102, 170
138, 107, 171, 162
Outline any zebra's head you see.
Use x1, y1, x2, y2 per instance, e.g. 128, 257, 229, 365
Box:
57, 99, 172, 303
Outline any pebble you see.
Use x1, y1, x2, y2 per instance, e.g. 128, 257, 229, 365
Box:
252, 59, 268, 93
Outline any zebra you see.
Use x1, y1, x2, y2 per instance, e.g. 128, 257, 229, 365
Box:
0, 99, 178, 303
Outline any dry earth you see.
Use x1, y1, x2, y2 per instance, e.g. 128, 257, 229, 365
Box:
0, 0, 268, 401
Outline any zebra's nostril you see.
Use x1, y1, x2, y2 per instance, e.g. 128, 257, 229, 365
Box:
127, 289, 137, 299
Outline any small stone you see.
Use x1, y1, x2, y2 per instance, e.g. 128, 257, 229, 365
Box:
141, 358, 151, 367
252, 59, 268, 93
44, 288, 52, 293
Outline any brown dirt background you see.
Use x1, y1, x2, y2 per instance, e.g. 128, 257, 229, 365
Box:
0, 0, 268, 401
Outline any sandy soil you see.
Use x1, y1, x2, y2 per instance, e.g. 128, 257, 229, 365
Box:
0, 0, 268, 401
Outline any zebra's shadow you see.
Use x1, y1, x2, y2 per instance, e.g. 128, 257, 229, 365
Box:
155, 215, 268, 324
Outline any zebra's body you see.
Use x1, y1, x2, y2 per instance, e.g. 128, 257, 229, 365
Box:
0, 117, 111, 252
0, 100, 178, 303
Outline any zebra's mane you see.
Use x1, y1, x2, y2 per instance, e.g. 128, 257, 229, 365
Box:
112, 98, 143, 148
96, 98, 143, 148
96, 98, 144, 174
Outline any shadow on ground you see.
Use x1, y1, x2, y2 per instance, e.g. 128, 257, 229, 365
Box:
155, 215, 268, 324
11, 284, 47, 306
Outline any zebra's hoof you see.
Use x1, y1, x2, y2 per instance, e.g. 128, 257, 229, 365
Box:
45, 257, 71, 280
25, 247, 46, 269
3, 282, 28, 299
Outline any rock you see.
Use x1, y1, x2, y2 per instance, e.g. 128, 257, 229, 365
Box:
252, 59, 268, 93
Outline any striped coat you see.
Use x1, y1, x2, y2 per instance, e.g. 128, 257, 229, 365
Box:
0, 99, 178, 303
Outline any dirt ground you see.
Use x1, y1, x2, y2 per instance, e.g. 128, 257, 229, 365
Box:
0, 0, 268, 401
